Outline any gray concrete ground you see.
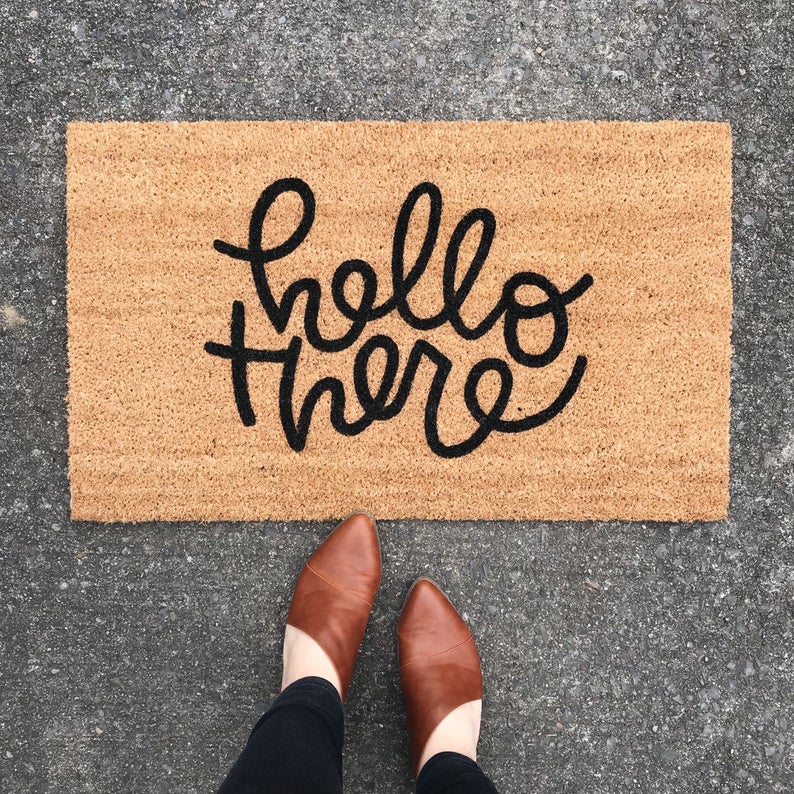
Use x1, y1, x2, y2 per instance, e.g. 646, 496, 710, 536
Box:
1, 1, 793, 791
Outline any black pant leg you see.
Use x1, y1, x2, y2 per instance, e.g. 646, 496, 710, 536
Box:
217, 676, 344, 794
415, 751, 499, 794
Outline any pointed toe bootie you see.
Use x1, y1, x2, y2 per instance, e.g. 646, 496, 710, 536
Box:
397, 578, 483, 777
286, 512, 381, 702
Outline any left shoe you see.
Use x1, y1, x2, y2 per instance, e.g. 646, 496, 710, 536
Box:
285, 512, 382, 702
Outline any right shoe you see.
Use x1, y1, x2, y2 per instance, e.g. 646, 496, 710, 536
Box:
397, 578, 484, 777
285, 511, 382, 702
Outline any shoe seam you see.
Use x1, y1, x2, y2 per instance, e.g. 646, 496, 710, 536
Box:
305, 561, 374, 607
399, 635, 475, 667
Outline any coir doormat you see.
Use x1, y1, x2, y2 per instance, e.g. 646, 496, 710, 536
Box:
66, 121, 732, 522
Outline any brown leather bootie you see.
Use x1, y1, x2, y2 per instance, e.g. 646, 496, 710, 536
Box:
285, 512, 381, 702
397, 578, 484, 777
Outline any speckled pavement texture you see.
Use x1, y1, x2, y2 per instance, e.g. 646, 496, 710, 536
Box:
1, 1, 792, 792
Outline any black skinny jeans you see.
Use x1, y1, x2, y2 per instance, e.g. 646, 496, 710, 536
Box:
218, 677, 498, 793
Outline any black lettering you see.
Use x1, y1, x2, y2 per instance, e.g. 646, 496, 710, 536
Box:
204, 180, 594, 457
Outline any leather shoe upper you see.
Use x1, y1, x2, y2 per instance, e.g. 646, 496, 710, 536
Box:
286, 512, 381, 701
398, 578, 483, 777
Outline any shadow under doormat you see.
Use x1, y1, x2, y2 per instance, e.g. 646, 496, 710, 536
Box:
66, 120, 732, 522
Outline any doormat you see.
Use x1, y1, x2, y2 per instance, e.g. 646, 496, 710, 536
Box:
66, 121, 732, 522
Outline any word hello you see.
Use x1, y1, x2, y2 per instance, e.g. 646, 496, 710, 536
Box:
205, 178, 593, 458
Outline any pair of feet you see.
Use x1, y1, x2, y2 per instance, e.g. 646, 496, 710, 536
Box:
280, 512, 483, 778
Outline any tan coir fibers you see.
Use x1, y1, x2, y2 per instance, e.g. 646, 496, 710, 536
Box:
66, 121, 732, 522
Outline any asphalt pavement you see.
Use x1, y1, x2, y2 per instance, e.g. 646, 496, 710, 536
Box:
1, 1, 792, 791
